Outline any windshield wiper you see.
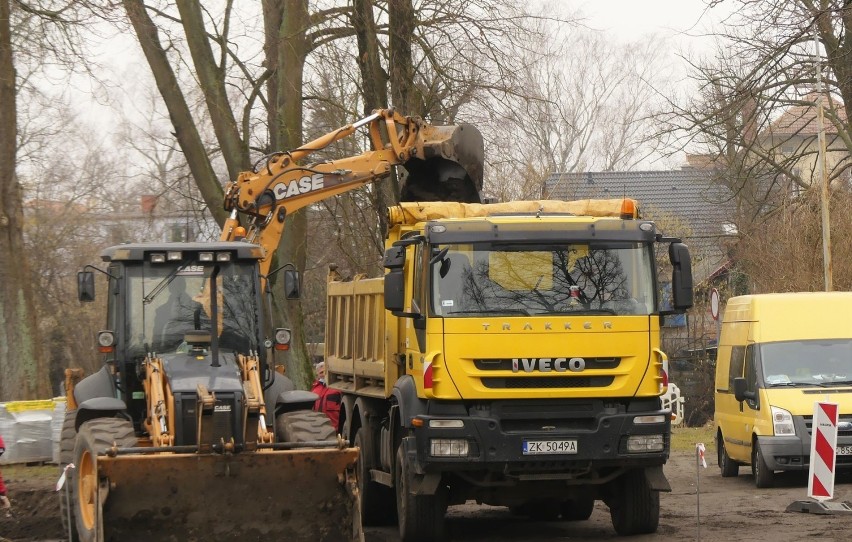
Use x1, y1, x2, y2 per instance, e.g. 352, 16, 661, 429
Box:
446, 308, 530, 316
143, 260, 191, 305
547, 308, 617, 316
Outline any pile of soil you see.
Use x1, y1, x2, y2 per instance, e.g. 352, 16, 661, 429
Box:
0, 465, 64, 542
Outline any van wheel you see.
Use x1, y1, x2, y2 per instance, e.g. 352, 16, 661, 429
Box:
717, 432, 740, 477
752, 442, 775, 488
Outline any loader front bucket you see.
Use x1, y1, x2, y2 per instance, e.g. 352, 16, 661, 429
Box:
400, 123, 484, 203
86, 448, 361, 542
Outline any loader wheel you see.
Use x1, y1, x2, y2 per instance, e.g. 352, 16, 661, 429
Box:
73, 418, 137, 542
58, 409, 79, 542
395, 442, 448, 542
608, 469, 659, 535
355, 426, 396, 525
276, 410, 336, 443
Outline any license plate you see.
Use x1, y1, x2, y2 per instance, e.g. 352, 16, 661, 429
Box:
523, 439, 578, 455
837, 445, 852, 456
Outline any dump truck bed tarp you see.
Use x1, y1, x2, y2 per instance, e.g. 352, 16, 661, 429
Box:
388, 199, 630, 226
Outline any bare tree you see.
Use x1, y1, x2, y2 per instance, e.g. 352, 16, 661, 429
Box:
663, 0, 852, 292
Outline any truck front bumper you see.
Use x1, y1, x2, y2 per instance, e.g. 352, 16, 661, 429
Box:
406, 399, 670, 480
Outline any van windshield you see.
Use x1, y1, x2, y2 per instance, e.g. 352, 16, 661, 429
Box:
760, 339, 852, 386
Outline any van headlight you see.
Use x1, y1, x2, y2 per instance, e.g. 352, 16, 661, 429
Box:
771, 406, 795, 436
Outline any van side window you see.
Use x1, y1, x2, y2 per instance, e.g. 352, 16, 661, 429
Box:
744, 344, 760, 409
728, 345, 746, 391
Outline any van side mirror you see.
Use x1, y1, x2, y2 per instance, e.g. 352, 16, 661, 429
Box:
78, 271, 95, 302
669, 243, 693, 311
283, 269, 301, 300
732, 377, 755, 402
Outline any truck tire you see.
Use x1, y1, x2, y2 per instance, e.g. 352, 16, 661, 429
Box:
561, 495, 595, 521
752, 441, 775, 488
58, 408, 79, 542
276, 410, 336, 443
355, 427, 396, 525
717, 432, 740, 477
609, 470, 659, 535
395, 443, 448, 542
73, 417, 137, 542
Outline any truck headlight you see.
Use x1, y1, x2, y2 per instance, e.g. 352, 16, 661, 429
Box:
430, 439, 469, 457
626, 434, 665, 452
771, 406, 795, 436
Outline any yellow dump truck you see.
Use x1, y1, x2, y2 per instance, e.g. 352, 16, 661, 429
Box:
325, 199, 694, 539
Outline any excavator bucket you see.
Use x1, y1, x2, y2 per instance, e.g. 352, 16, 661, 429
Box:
86, 448, 361, 541
400, 123, 484, 203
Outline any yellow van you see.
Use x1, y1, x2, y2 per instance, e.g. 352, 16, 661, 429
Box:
714, 292, 852, 487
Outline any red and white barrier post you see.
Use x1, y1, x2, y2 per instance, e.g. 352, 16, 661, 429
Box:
808, 401, 838, 501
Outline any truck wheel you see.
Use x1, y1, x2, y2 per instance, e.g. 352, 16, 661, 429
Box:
528, 500, 561, 521
73, 417, 137, 542
355, 427, 396, 525
395, 443, 448, 542
561, 495, 595, 521
59, 409, 79, 542
752, 442, 775, 488
276, 411, 336, 443
609, 470, 659, 535
717, 432, 740, 477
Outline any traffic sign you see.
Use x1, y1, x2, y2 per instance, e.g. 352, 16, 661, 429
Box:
710, 288, 720, 321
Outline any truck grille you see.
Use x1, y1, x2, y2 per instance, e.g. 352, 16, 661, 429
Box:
475, 358, 620, 371
481, 376, 614, 389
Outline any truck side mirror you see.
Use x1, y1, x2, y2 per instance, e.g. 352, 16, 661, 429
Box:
384, 269, 405, 313
284, 269, 301, 300
669, 243, 693, 311
78, 271, 95, 302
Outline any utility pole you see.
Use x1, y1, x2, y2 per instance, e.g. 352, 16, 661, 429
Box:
814, 25, 833, 291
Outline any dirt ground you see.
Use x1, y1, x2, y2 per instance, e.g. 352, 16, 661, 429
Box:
3, 441, 852, 542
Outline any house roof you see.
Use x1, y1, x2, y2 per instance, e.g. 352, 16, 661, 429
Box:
768, 92, 846, 136
542, 169, 736, 281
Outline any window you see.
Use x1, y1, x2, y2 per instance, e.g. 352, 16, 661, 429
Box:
728, 345, 746, 391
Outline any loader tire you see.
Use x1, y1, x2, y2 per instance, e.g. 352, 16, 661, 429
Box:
276, 410, 336, 443
608, 469, 659, 535
395, 442, 448, 542
73, 417, 137, 542
58, 408, 78, 542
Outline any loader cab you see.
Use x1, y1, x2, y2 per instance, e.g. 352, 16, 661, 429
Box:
80, 242, 270, 428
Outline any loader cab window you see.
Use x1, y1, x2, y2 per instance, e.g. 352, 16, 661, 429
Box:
126, 260, 261, 357
430, 241, 655, 317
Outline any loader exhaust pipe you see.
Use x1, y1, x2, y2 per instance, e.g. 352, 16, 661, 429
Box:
400, 123, 484, 203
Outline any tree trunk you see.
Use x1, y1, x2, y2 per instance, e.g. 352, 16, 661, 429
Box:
123, 0, 227, 227
264, 0, 313, 389
389, 0, 423, 116
352, 0, 397, 236
175, 0, 250, 179
0, 0, 50, 400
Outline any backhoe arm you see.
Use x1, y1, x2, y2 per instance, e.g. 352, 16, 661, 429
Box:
219, 108, 483, 276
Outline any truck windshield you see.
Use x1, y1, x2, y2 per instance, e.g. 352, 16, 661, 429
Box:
430, 242, 655, 317
126, 261, 261, 356
761, 339, 852, 386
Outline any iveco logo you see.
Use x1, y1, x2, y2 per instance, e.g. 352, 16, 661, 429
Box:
838, 421, 852, 431
512, 358, 586, 373
482, 322, 612, 331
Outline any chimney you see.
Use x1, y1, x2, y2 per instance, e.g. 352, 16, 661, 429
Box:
141, 195, 158, 214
